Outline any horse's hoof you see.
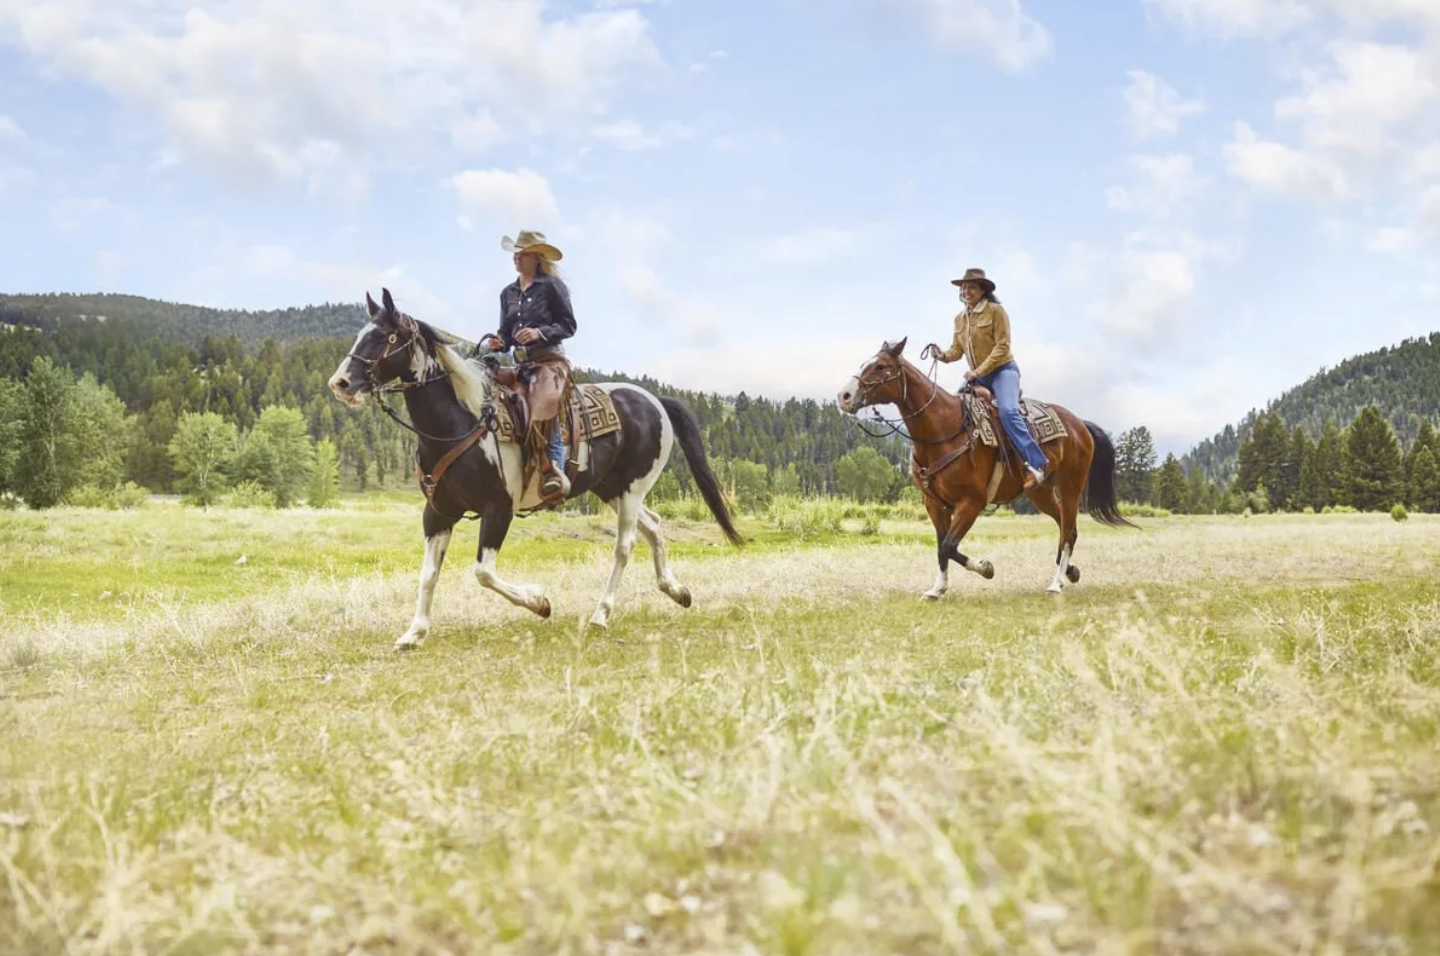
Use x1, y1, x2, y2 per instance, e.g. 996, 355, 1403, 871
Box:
588, 614, 610, 631
1046, 584, 1063, 595
394, 635, 422, 651
922, 590, 944, 602
1066, 565, 1081, 584
534, 598, 552, 619
980, 561, 995, 580
674, 586, 693, 609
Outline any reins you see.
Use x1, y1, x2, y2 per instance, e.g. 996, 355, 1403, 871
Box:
850, 346, 972, 446
353, 320, 502, 521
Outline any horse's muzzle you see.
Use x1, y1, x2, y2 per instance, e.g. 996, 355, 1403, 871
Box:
328, 366, 367, 406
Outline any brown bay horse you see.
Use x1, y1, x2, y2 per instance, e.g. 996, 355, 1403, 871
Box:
837, 338, 1136, 596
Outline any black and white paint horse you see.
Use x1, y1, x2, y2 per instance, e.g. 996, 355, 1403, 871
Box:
327, 289, 743, 647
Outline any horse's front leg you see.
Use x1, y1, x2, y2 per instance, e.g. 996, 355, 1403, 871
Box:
473, 504, 551, 618
922, 494, 952, 601
395, 508, 456, 650
943, 495, 995, 581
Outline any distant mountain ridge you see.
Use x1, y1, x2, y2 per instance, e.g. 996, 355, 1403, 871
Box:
0, 292, 367, 345
1184, 331, 1440, 484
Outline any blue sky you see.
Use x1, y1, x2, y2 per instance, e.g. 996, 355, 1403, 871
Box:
2, 0, 1438, 455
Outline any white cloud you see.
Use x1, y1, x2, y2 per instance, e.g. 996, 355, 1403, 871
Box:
1223, 121, 1348, 199
1274, 41, 1438, 154
865, 0, 1053, 71
590, 119, 692, 152
1122, 70, 1205, 138
1142, 0, 1314, 38
1099, 248, 1197, 339
451, 109, 507, 155
1368, 227, 1418, 253
1106, 153, 1208, 218
585, 209, 720, 342
759, 227, 876, 266
0, 115, 23, 139
50, 197, 117, 230
0, 0, 662, 185
450, 168, 561, 229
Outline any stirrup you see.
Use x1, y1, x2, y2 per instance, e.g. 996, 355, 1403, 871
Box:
541, 468, 570, 501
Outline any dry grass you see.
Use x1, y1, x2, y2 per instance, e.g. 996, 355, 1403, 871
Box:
2, 508, 1439, 955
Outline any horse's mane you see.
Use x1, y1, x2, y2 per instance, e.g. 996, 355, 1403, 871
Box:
403, 312, 493, 419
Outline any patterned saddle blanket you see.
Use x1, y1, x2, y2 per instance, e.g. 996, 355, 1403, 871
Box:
491, 382, 622, 459
962, 392, 1068, 449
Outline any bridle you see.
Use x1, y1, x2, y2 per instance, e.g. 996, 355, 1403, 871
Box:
850, 346, 968, 445
347, 316, 498, 443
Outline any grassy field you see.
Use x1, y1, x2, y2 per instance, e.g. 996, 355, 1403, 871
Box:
2, 501, 1438, 955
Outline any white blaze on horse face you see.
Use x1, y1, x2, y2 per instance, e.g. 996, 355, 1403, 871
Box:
328, 321, 378, 406
838, 375, 861, 414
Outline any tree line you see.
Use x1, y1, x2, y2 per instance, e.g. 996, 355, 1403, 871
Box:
0, 316, 912, 509
1185, 331, 1440, 486
1111, 406, 1434, 515
3, 306, 1434, 515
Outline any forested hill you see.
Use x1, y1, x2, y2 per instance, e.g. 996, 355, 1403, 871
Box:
1184, 331, 1440, 484
0, 292, 910, 503
1, 292, 365, 344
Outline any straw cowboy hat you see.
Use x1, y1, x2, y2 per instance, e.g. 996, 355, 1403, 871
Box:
950, 267, 996, 293
501, 229, 563, 261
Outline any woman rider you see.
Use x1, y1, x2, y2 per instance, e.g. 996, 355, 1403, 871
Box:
479, 229, 577, 501
928, 267, 1052, 491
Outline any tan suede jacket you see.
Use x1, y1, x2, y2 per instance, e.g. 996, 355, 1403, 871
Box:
941, 299, 1013, 378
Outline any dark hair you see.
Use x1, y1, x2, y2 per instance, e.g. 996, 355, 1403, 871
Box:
961, 284, 1001, 305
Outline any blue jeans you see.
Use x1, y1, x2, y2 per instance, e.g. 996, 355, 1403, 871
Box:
547, 420, 566, 474
976, 362, 1048, 472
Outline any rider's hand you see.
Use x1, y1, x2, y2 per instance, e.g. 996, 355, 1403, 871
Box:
963, 369, 978, 383
927, 343, 947, 362
483, 335, 504, 350
515, 328, 541, 345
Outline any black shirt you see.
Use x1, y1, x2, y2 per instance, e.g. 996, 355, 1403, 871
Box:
494, 274, 577, 351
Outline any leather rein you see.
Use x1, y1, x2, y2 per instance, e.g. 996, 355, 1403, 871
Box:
848, 346, 994, 508
349, 320, 500, 520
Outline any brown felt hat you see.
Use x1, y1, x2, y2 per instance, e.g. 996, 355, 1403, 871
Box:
950, 267, 996, 293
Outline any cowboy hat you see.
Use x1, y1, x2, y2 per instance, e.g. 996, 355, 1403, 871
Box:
950, 267, 995, 293
501, 229, 563, 261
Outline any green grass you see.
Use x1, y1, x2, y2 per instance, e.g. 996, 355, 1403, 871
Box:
3, 506, 1439, 954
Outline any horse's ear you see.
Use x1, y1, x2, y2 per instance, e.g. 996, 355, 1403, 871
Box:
365, 291, 380, 317
885, 336, 908, 358
381, 288, 397, 315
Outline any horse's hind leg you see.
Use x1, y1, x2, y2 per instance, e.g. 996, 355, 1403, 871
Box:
590, 491, 643, 630
1027, 464, 1080, 594
636, 505, 692, 608
473, 504, 551, 618
395, 508, 455, 650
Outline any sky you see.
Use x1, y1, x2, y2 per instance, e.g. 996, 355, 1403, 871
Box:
2, 0, 1439, 456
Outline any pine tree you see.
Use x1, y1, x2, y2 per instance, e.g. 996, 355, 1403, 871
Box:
1286, 427, 1314, 512
1408, 447, 1440, 514
14, 358, 75, 508
1345, 405, 1404, 511
1116, 426, 1157, 503
1156, 453, 1188, 513
307, 439, 341, 508
1305, 418, 1345, 510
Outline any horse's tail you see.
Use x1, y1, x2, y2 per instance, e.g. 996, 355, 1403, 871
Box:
660, 396, 745, 546
1082, 421, 1141, 529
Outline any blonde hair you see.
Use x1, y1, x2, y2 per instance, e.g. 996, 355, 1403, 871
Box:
538, 258, 562, 278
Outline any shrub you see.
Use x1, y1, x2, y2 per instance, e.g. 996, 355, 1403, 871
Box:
224, 480, 277, 509
1392, 503, 1409, 523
